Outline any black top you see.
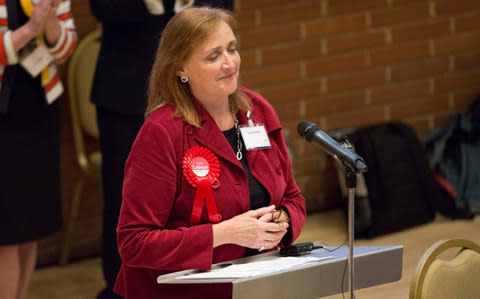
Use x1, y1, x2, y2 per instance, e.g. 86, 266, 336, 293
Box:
223, 126, 270, 209
223, 126, 270, 256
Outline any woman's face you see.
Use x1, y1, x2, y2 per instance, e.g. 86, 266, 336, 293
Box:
179, 20, 241, 104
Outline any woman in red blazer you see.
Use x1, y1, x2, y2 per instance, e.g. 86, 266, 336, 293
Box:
114, 7, 306, 299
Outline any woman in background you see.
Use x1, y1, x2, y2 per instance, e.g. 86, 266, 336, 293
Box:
114, 7, 306, 298
0, 0, 76, 298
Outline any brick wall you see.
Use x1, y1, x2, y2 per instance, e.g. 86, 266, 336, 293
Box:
236, 0, 480, 212
38, 0, 480, 265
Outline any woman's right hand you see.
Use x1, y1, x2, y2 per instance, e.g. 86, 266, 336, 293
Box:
213, 205, 289, 250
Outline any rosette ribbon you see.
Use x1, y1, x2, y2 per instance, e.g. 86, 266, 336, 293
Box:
183, 146, 221, 225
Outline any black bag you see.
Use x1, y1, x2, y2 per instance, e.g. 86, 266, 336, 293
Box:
336, 122, 461, 238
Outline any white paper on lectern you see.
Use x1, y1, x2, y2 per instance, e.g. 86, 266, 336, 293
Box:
176, 256, 332, 280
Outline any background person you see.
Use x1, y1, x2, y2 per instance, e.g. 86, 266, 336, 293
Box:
114, 7, 306, 298
0, 0, 76, 298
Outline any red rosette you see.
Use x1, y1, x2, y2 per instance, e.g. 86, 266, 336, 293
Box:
183, 146, 220, 187
183, 146, 221, 224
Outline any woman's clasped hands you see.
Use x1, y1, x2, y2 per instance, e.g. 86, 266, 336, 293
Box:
213, 205, 290, 251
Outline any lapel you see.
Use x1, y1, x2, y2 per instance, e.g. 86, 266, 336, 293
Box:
189, 92, 283, 172
191, 99, 244, 170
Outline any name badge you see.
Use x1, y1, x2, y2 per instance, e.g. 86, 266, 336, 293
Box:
239, 124, 271, 150
19, 39, 53, 77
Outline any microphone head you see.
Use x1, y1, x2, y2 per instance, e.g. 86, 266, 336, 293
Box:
297, 120, 318, 141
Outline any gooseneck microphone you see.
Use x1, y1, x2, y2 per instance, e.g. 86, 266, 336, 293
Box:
297, 120, 368, 173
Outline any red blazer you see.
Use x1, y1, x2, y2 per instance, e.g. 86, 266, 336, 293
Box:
114, 88, 306, 298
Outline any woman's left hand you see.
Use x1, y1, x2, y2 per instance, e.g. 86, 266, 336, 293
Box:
44, 0, 60, 26
257, 210, 289, 249
261, 222, 289, 250
43, 0, 61, 46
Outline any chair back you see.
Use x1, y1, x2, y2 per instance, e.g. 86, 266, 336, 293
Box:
410, 238, 480, 299
67, 28, 101, 171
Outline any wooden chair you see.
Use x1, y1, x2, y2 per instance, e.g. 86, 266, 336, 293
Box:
409, 238, 480, 299
59, 28, 102, 265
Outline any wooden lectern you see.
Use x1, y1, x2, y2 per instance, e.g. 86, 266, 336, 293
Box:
156, 245, 403, 299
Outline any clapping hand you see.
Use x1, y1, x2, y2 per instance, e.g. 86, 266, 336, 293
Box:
26, 0, 59, 37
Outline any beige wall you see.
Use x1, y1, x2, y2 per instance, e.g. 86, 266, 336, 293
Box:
37, 0, 480, 266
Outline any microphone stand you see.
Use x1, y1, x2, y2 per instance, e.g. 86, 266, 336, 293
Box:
345, 167, 357, 299
337, 138, 366, 299
296, 122, 366, 299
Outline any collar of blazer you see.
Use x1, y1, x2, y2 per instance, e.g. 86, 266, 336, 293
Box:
188, 89, 282, 169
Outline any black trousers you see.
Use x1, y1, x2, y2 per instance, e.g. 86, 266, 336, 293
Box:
96, 107, 144, 299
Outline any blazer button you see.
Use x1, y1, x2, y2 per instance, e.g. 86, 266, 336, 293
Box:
275, 165, 282, 174
212, 179, 221, 189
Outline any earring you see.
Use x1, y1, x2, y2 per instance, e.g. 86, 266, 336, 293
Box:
180, 76, 188, 83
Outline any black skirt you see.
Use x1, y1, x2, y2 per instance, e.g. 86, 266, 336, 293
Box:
0, 66, 62, 245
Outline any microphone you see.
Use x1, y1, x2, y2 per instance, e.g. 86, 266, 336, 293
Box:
297, 120, 367, 173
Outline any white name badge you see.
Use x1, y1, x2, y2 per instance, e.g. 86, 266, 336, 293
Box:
239, 124, 271, 151
19, 40, 53, 77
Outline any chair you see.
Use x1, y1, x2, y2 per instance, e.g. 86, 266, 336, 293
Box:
409, 238, 480, 299
59, 28, 102, 265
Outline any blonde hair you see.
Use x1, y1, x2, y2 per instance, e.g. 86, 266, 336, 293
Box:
146, 7, 251, 126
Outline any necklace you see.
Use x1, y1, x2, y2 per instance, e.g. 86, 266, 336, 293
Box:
233, 113, 243, 160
